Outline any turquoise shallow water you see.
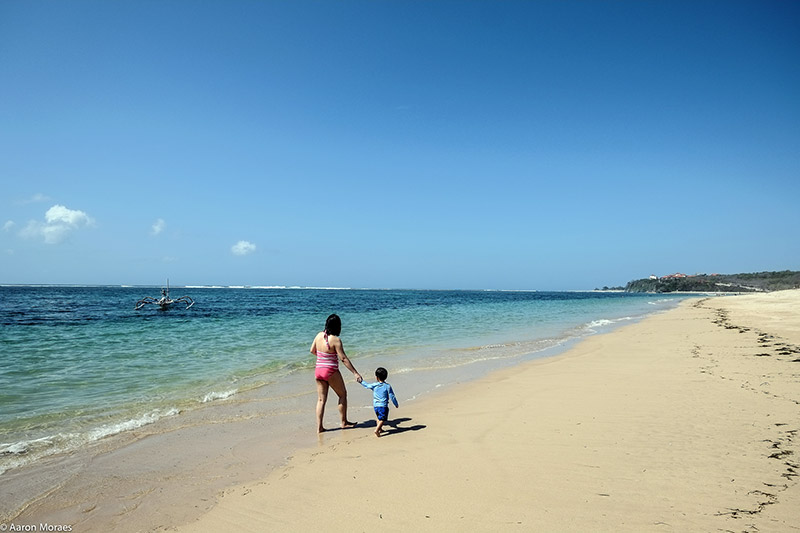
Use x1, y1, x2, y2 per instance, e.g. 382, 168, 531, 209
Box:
0, 286, 686, 473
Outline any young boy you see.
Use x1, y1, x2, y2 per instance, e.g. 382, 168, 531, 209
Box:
360, 367, 399, 437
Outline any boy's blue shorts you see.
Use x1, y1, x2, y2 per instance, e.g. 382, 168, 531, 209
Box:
374, 406, 389, 421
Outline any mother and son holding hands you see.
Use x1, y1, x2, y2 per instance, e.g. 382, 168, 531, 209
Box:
310, 314, 398, 437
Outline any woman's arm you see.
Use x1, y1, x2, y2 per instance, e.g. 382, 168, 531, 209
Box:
334, 338, 362, 382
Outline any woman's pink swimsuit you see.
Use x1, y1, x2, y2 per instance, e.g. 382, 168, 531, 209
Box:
315, 334, 339, 381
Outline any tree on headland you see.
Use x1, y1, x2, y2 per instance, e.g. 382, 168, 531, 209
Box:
623, 270, 800, 293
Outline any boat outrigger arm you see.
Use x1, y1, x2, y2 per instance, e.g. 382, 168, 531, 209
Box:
134, 281, 195, 310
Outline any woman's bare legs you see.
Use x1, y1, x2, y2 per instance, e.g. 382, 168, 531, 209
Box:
316, 379, 329, 433
327, 370, 356, 429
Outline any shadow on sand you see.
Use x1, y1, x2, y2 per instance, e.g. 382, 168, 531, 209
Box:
355, 417, 426, 436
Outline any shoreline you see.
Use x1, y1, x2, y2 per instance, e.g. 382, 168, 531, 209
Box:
5, 291, 799, 531
2, 295, 677, 531
1, 288, 675, 476
171, 290, 800, 532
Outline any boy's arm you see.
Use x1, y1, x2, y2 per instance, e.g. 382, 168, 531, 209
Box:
360, 381, 375, 390
388, 385, 398, 408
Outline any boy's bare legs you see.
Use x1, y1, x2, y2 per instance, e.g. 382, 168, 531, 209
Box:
316, 379, 329, 433
328, 370, 356, 428
375, 419, 385, 437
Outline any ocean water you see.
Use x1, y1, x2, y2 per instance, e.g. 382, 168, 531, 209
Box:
0, 286, 686, 474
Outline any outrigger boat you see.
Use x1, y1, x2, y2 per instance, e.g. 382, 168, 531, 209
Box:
134, 280, 195, 310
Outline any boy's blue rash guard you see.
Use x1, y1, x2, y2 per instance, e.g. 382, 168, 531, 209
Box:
360, 381, 398, 408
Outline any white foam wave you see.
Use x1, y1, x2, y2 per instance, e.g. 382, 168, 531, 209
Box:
0, 435, 56, 456
583, 316, 634, 332
87, 408, 180, 441
183, 285, 356, 290
201, 389, 238, 403
479, 342, 518, 350
0, 434, 78, 476
649, 298, 675, 305
0, 408, 181, 476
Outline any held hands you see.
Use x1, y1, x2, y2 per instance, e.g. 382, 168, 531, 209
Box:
355, 373, 363, 383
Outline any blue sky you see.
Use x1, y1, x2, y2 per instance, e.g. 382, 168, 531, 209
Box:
1, 1, 798, 290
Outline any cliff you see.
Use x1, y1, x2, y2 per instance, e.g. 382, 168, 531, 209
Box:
624, 270, 800, 293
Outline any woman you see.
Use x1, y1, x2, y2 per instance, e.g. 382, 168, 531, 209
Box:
310, 314, 362, 433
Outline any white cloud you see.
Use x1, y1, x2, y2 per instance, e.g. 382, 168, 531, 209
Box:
231, 240, 256, 256
30, 193, 51, 203
18, 193, 52, 205
151, 218, 166, 236
45, 205, 92, 226
21, 204, 95, 244
3, 220, 15, 232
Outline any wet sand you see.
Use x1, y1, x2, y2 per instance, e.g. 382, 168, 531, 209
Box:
173, 291, 800, 532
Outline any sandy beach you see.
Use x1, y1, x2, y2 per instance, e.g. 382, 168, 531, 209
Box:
171, 291, 800, 532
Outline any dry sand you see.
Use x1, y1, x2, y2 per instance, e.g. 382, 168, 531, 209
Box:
173, 291, 800, 532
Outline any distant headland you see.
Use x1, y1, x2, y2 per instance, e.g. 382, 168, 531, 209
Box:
596, 270, 800, 293
615, 270, 800, 293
